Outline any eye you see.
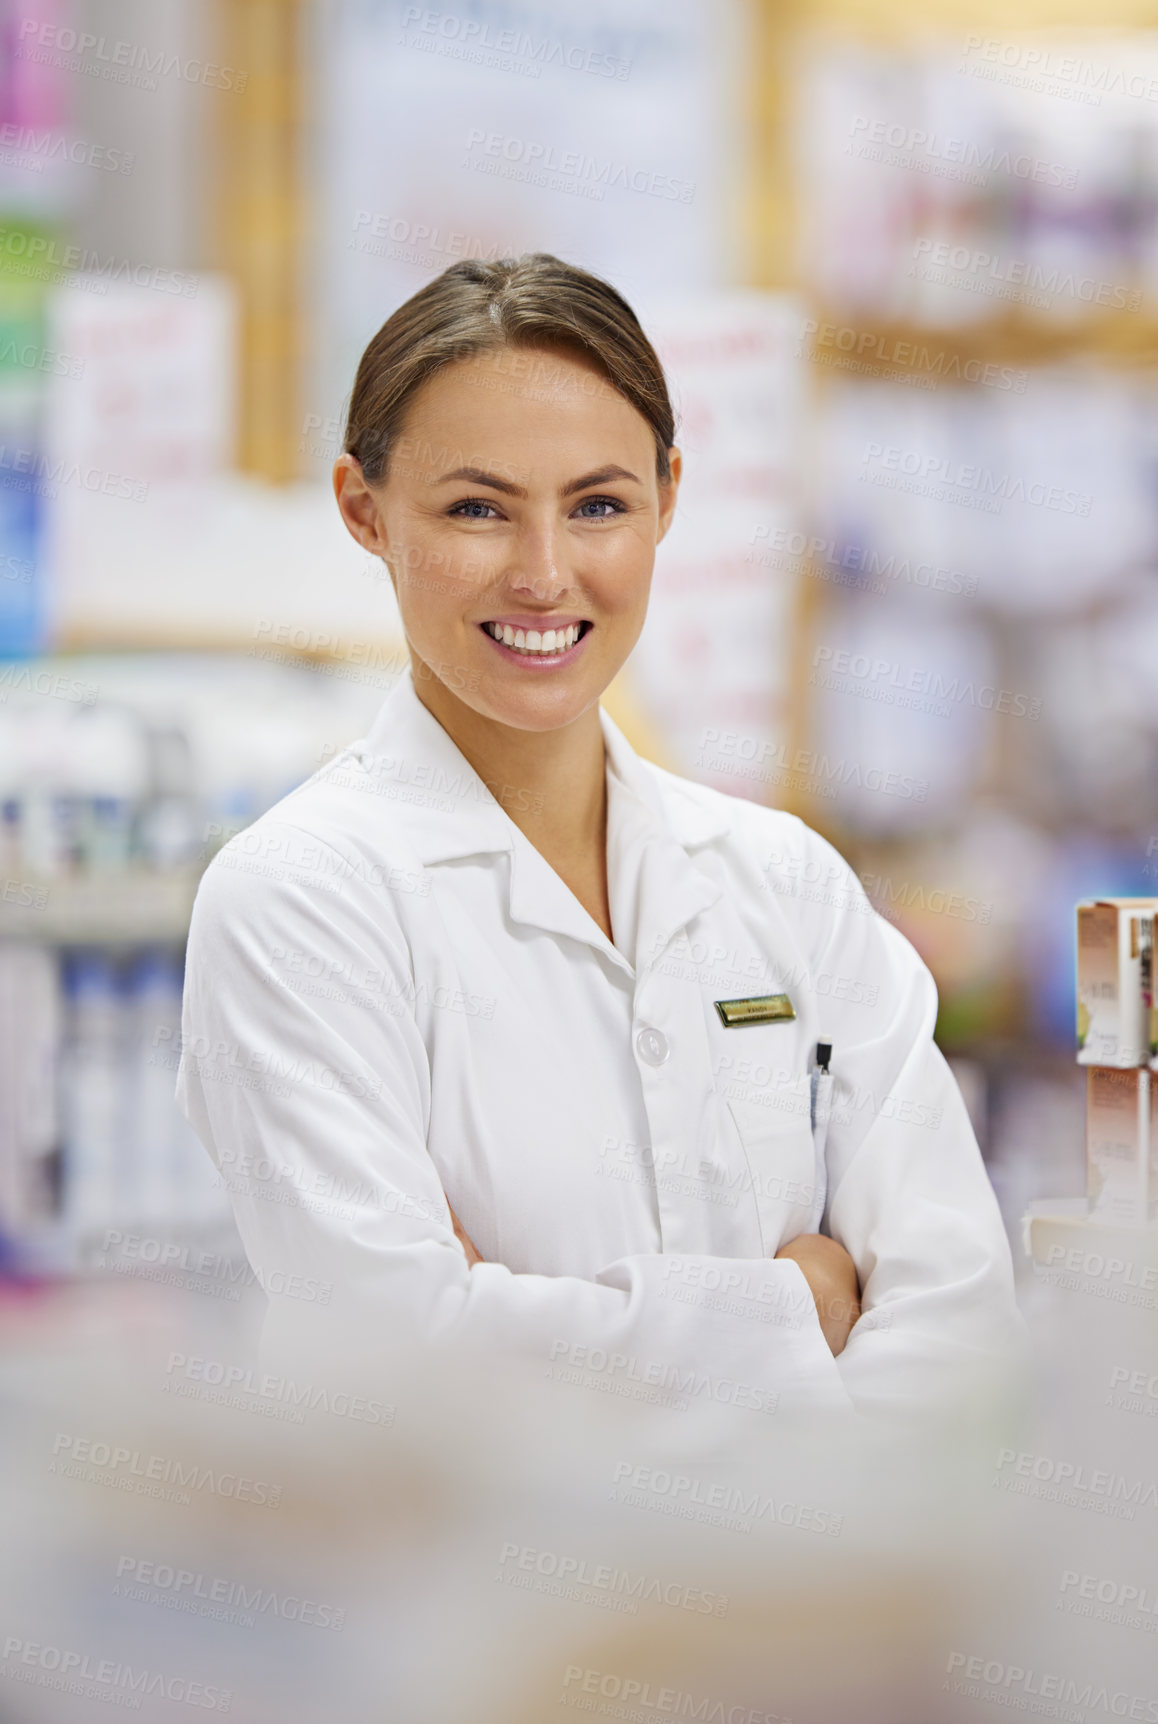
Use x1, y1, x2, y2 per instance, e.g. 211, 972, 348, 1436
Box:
448, 498, 503, 521
573, 495, 625, 520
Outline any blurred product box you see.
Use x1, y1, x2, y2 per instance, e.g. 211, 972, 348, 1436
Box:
1085, 1065, 1158, 1227
1075, 898, 1158, 1067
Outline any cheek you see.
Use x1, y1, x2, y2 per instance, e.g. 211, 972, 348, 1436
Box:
589, 532, 654, 612
394, 529, 498, 605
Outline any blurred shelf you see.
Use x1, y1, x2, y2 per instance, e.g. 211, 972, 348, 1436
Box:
804, 308, 1158, 374
0, 868, 202, 944
1022, 1197, 1158, 1269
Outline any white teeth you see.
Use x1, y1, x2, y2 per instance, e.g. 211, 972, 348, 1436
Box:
484, 621, 586, 656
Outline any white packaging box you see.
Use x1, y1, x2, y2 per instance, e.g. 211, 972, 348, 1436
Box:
1076, 898, 1158, 1068
1086, 1066, 1158, 1227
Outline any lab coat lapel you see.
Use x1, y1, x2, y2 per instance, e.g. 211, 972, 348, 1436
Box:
599, 711, 725, 973
360, 672, 723, 974
505, 830, 633, 975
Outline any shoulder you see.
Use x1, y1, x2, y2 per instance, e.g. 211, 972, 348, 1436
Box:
641, 757, 859, 887
190, 745, 429, 940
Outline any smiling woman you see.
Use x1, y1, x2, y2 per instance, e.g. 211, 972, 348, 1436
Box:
176, 254, 1022, 1419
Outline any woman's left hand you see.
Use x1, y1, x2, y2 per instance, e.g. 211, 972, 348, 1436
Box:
774, 1232, 861, 1356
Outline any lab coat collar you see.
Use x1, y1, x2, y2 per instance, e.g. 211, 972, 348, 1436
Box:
359, 669, 727, 967
360, 668, 732, 862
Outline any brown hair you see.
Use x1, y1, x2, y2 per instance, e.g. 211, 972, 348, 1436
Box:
343, 253, 676, 486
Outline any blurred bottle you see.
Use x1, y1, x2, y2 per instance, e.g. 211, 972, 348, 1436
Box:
136, 720, 202, 870
0, 941, 60, 1236
125, 947, 183, 1228
60, 951, 128, 1242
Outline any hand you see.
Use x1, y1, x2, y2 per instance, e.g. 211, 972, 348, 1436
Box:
775, 1233, 860, 1357
449, 1205, 483, 1268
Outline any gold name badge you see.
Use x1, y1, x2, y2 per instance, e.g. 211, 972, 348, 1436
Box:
714, 994, 796, 1028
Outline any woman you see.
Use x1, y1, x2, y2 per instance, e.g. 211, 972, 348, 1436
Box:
177, 254, 1019, 1418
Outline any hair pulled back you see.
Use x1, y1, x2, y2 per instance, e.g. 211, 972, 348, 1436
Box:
343, 253, 676, 485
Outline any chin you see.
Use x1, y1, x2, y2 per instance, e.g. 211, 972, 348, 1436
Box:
476, 684, 600, 733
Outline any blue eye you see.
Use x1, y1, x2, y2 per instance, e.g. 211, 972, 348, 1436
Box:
449, 498, 501, 520
574, 496, 624, 519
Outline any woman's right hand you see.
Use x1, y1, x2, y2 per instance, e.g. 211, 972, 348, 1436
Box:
774, 1232, 861, 1356
449, 1205, 483, 1268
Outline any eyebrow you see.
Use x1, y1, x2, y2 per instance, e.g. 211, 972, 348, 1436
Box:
433, 464, 642, 498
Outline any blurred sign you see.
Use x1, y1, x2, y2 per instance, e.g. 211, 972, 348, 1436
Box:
629, 292, 807, 803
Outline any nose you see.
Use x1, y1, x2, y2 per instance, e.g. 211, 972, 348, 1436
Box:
506, 519, 570, 604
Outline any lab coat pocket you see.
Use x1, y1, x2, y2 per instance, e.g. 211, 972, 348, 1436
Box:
725, 1076, 816, 1257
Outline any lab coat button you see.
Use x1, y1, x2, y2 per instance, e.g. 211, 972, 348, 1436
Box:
635, 1027, 670, 1068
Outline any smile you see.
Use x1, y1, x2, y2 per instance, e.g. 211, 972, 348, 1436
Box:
481, 620, 591, 659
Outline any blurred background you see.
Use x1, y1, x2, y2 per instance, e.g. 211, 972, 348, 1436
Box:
2, 0, 1156, 1286
3, 5, 1158, 1720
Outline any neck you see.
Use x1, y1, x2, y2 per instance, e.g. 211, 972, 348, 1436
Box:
410, 660, 608, 857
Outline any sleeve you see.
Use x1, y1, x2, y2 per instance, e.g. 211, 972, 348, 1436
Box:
176, 823, 851, 1414
782, 823, 1025, 1418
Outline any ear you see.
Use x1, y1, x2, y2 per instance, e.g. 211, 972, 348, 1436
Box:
655, 446, 682, 545
333, 454, 391, 557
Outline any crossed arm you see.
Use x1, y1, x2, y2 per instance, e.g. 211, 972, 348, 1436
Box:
449, 1207, 862, 1358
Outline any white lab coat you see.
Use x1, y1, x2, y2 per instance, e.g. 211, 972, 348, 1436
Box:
177, 668, 1020, 1417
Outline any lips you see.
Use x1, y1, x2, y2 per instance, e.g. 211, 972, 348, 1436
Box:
475, 620, 592, 665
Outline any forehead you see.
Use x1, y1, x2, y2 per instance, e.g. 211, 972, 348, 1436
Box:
401, 345, 653, 458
